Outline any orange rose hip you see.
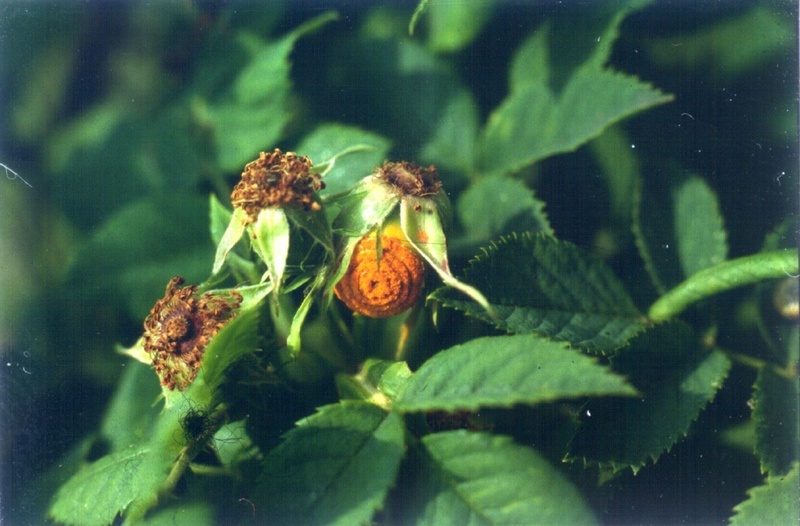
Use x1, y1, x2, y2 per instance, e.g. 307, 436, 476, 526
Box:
334, 233, 425, 318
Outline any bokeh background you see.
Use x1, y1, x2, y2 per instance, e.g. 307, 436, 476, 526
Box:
1, 1, 797, 523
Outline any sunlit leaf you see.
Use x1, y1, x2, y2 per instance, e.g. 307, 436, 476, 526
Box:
645, 6, 795, 78
396, 334, 636, 412
479, 68, 672, 176
730, 463, 800, 525
403, 431, 598, 525
425, 0, 494, 53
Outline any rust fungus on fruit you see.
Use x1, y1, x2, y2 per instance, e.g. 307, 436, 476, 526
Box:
334, 232, 425, 318
143, 277, 242, 390
376, 161, 442, 197
230, 149, 324, 223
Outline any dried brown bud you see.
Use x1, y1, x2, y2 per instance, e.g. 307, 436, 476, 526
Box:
231, 149, 324, 223
375, 161, 442, 197
143, 277, 242, 390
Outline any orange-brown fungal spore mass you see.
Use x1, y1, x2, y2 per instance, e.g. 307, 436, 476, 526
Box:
334, 233, 425, 318
376, 161, 442, 197
230, 149, 324, 223
143, 277, 242, 390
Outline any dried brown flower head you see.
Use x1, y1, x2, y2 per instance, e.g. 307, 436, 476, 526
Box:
231, 149, 324, 223
143, 277, 242, 390
376, 161, 442, 197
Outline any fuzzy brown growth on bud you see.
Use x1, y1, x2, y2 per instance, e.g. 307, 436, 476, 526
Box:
143, 277, 242, 390
376, 161, 442, 197
231, 149, 324, 223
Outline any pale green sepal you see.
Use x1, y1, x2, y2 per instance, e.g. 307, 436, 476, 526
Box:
286, 270, 328, 356
400, 198, 496, 318
331, 176, 399, 237
212, 206, 248, 275
251, 207, 291, 293
117, 337, 150, 365
225, 281, 274, 310
311, 144, 378, 177
284, 206, 334, 254
324, 237, 361, 305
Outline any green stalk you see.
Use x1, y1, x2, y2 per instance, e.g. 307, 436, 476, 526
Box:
648, 249, 798, 321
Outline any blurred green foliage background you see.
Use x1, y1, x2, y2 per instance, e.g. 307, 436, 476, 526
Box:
0, 1, 796, 524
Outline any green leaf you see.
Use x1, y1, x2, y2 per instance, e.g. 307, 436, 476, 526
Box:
419, 89, 480, 175
145, 502, 216, 526
48, 106, 203, 229
673, 175, 728, 277
98, 361, 162, 453
208, 193, 233, 246
49, 393, 200, 525
455, 173, 552, 248
479, 67, 672, 176
431, 233, 647, 352
405, 431, 597, 525
645, 6, 795, 78
50, 447, 168, 526
251, 207, 290, 291
337, 359, 413, 405
295, 124, 391, 196
648, 249, 799, 322
425, 0, 494, 53
752, 366, 799, 476
589, 126, 639, 232
396, 334, 636, 413
567, 321, 731, 473
199, 306, 263, 394
632, 171, 682, 293
212, 206, 248, 276
330, 176, 399, 237
508, 1, 650, 92
285, 205, 334, 254
479, 1, 670, 177
508, 25, 551, 92
254, 401, 406, 525
324, 37, 472, 183
67, 194, 214, 319
208, 12, 338, 172
730, 463, 800, 526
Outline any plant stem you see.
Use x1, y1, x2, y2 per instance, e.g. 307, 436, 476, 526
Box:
648, 249, 798, 322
